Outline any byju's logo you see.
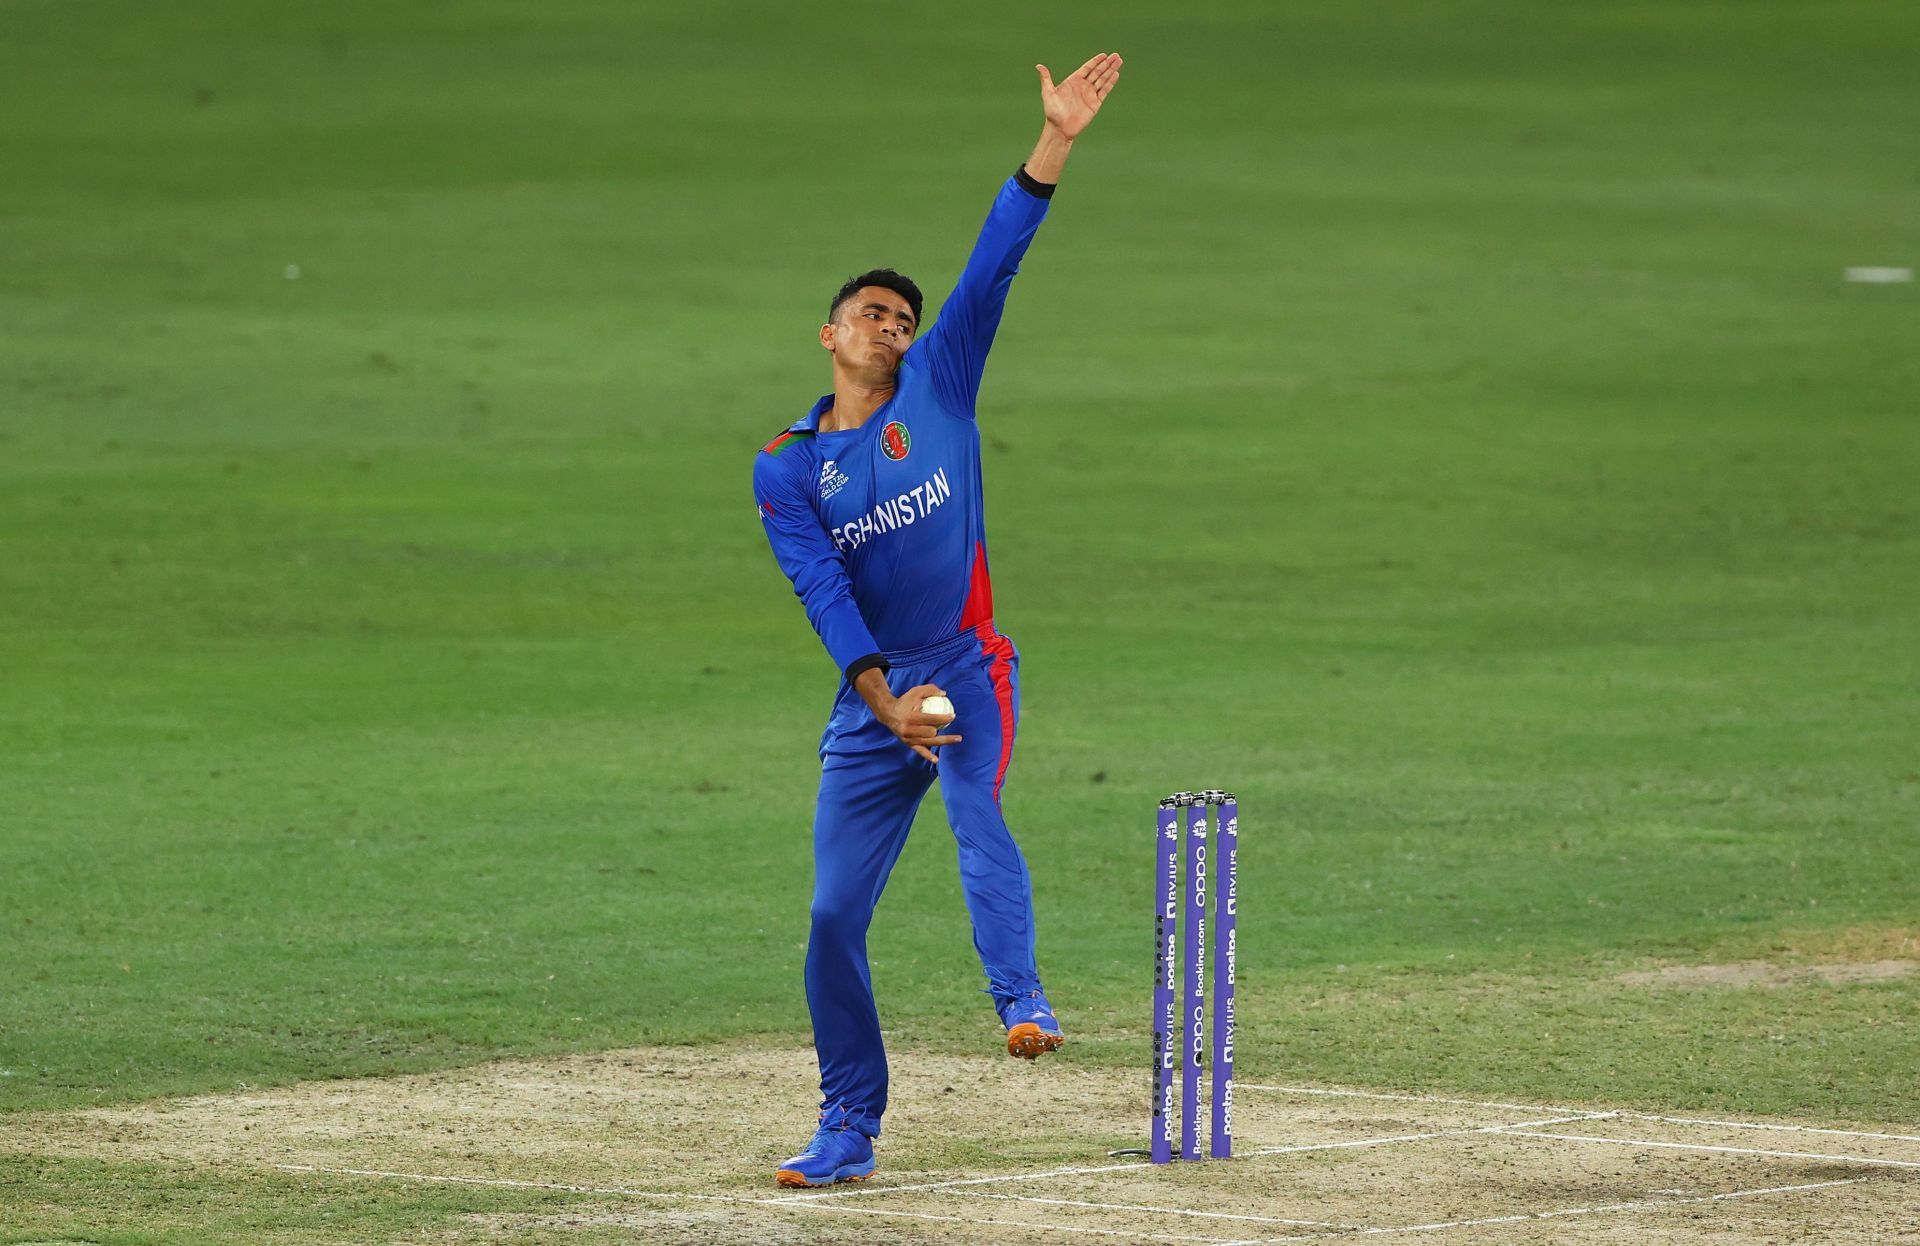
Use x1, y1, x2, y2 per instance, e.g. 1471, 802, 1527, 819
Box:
880, 420, 911, 461
818, 459, 851, 501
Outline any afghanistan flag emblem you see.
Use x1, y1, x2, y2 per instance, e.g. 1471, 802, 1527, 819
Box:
880, 420, 911, 461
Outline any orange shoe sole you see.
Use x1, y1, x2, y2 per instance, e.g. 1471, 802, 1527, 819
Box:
775, 1167, 873, 1189
1007, 1022, 1065, 1060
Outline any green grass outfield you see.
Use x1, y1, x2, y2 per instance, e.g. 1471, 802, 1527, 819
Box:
4, 0, 1917, 1160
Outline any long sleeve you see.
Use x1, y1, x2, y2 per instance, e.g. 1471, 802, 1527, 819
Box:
916, 170, 1053, 418
753, 446, 887, 681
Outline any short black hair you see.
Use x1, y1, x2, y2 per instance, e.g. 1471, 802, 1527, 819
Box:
828, 268, 923, 328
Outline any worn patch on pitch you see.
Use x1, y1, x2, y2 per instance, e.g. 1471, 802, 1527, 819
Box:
1619, 925, 1920, 990
1619, 959, 1918, 989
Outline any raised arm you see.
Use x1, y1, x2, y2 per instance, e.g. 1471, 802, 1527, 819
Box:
1026, 52, 1123, 183
918, 52, 1123, 417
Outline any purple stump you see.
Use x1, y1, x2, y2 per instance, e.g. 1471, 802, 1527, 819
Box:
1181, 800, 1208, 1160
1210, 796, 1238, 1158
1150, 801, 1180, 1164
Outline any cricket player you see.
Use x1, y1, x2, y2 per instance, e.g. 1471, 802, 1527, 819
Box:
753, 53, 1122, 1187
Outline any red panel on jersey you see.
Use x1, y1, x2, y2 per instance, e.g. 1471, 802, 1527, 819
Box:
958, 541, 995, 632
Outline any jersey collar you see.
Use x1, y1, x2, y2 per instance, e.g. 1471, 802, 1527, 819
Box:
786, 394, 834, 434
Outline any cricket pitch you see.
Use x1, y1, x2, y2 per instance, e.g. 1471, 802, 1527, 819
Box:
4, 1044, 1916, 1243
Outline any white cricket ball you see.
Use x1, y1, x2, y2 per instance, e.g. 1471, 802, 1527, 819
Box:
920, 695, 955, 720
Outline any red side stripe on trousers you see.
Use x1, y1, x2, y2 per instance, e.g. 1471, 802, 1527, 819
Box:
974, 621, 1017, 803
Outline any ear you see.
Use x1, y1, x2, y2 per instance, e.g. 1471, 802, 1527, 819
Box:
819, 320, 837, 353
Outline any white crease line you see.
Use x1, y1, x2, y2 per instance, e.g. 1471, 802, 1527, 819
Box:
1505, 1131, 1920, 1170
1243, 1112, 1617, 1158
777, 1158, 1147, 1200
275, 1164, 737, 1203
783, 1113, 1613, 1203
275, 1164, 1240, 1244
278, 1162, 1880, 1246
805, 1199, 1246, 1243
1226, 1176, 1878, 1244
1628, 1112, 1920, 1144
948, 1189, 1347, 1228
1241, 1084, 1920, 1148
1237, 1084, 1588, 1117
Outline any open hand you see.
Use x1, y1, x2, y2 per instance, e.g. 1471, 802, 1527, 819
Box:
1036, 52, 1123, 141
879, 683, 962, 764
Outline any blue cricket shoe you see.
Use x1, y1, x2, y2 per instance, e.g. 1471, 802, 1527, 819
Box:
999, 988, 1065, 1059
774, 1103, 877, 1188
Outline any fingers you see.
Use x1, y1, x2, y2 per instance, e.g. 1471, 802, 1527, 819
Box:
902, 724, 958, 755
911, 733, 962, 765
1047, 53, 1122, 95
1081, 52, 1121, 83
1070, 52, 1108, 80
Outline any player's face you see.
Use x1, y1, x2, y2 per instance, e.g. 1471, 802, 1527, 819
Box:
822, 287, 917, 376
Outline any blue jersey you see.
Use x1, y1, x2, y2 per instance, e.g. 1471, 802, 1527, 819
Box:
754, 170, 1052, 680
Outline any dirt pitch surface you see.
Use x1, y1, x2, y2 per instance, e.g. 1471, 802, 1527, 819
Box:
5, 1045, 1917, 1244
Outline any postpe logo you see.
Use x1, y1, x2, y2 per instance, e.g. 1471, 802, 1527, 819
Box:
880, 420, 910, 461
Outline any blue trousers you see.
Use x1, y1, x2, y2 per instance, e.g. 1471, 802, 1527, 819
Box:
806, 622, 1040, 1134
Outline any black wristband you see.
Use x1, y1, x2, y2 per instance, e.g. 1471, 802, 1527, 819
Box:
844, 653, 890, 684
1015, 164, 1056, 199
